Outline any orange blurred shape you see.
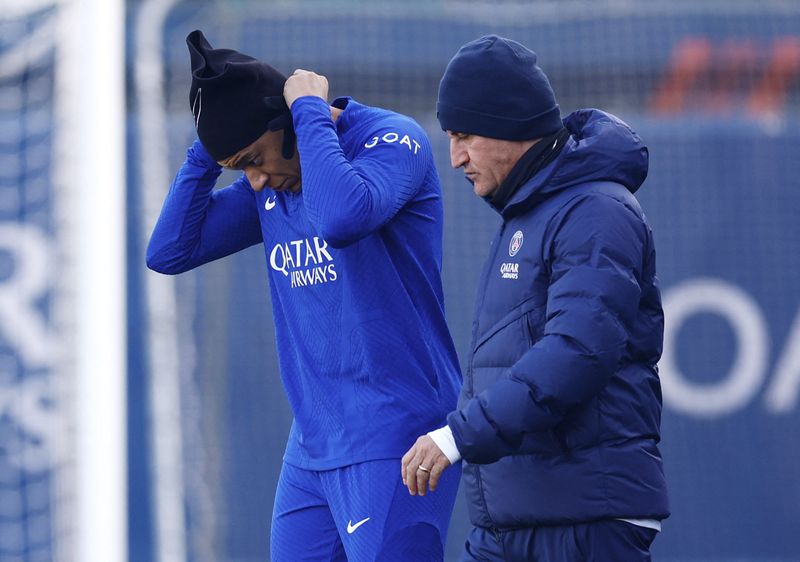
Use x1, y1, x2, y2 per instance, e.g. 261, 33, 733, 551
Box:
649, 38, 713, 115
747, 36, 800, 116
703, 40, 758, 113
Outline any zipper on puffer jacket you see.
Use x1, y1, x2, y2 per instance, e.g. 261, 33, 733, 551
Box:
524, 311, 537, 347
472, 463, 500, 531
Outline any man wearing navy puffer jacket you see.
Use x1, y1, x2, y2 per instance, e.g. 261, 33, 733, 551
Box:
402, 35, 669, 561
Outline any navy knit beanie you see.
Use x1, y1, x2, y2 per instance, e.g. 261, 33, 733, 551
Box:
187, 30, 294, 162
437, 35, 562, 140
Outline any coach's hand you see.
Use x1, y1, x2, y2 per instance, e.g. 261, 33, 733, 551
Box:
284, 69, 329, 109
401, 435, 451, 496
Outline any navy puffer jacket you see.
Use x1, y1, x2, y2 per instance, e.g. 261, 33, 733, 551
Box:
448, 109, 669, 528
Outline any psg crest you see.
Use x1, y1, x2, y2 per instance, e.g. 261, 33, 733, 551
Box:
509, 230, 524, 257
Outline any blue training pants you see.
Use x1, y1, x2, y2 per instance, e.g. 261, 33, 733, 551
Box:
271, 459, 461, 561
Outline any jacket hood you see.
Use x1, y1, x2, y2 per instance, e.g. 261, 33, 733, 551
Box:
501, 109, 649, 217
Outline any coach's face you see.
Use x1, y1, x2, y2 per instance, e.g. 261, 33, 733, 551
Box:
447, 131, 535, 198
219, 129, 301, 193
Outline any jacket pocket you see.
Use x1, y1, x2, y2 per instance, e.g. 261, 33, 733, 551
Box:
523, 307, 545, 346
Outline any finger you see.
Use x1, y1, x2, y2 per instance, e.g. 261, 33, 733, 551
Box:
406, 453, 425, 496
406, 462, 418, 495
406, 456, 418, 496
401, 449, 413, 486
401, 448, 414, 485
415, 461, 434, 496
428, 459, 449, 492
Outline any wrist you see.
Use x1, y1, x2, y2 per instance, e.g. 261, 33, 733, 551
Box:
189, 139, 222, 170
427, 426, 461, 464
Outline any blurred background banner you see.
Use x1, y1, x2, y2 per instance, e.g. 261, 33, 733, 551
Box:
1, 3, 72, 561
5, 0, 800, 561
3, 0, 127, 561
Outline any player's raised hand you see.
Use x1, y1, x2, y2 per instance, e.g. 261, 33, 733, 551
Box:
401, 435, 452, 496
284, 69, 329, 109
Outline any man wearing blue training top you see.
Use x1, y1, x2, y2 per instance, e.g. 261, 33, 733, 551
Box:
147, 30, 461, 561
402, 35, 669, 560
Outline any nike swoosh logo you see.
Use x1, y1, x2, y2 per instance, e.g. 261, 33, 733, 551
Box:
192, 88, 202, 129
346, 517, 370, 534
264, 196, 276, 210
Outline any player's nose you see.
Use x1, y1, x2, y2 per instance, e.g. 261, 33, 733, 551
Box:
245, 168, 269, 191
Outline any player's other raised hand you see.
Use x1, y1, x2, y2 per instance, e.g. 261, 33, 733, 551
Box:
284, 69, 329, 109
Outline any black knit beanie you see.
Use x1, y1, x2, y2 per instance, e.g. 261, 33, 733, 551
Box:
437, 35, 562, 140
187, 30, 295, 162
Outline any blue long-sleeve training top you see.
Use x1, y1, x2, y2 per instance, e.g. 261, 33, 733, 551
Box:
147, 96, 462, 469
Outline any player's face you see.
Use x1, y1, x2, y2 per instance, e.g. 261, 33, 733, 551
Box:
219, 129, 301, 193
447, 131, 533, 198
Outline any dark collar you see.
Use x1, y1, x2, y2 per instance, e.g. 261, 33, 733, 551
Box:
487, 127, 570, 213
